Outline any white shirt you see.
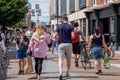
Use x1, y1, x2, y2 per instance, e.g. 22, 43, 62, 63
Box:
25, 30, 33, 37
7, 33, 10, 39
0, 32, 6, 51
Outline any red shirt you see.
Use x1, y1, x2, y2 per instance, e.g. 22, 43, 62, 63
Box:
72, 29, 80, 43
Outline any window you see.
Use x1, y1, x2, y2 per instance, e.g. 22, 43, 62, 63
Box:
61, 0, 66, 15
107, 0, 112, 3
79, 0, 86, 9
70, 0, 75, 13
79, 19, 86, 36
92, 0, 97, 6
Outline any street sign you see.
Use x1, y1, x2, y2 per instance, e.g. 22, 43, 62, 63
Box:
36, 9, 41, 16
32, 9, 35, 16
35, 4, 39, 9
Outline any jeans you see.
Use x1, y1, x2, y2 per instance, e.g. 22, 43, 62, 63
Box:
51, 41, 58, 54
91, 47, 103, 60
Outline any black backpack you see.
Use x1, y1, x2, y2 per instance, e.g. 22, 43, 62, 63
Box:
0, 33, 2, 41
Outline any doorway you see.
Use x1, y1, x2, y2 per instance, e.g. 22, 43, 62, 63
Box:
100, 18, 110, 43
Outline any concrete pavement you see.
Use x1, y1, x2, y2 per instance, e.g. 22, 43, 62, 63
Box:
1, 43, 120, 80
0, 43, 86, 80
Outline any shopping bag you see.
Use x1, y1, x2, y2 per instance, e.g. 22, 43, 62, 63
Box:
24, 56, 33, 74
104, 53, 110, 69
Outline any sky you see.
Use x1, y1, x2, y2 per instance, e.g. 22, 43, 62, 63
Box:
28, 0, 50, 24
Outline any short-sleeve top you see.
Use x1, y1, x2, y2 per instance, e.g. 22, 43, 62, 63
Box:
56, 23, 74, 43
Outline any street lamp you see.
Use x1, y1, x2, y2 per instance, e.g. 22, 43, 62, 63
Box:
56, 0, 59, 26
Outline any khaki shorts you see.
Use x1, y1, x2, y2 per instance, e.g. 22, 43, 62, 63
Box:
58, 43, 72, 58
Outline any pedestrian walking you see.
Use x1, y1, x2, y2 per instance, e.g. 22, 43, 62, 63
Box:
47, 32, 52, 51
27, 24, 50, 80
16, 29, 29, 75
55, 16, 74, 80
72, 22, 87, 67
51, 30, 58, 55
0, 29, 6, 53
88, 26, 107, 75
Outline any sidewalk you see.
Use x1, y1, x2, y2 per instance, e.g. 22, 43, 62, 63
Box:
1, 43, 86, 80
1, 43, 120, 80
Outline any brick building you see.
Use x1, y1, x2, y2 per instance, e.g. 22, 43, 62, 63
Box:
85, 0, 120, 50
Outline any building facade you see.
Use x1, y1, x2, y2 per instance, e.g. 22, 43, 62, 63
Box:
50, 0, 89, 39
85, 0, 120, 50
50, 0, 57, 30
67, 0, 89, 38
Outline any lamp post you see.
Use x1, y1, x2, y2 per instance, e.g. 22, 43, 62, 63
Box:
25, 2, 31, 27
56, 0, 59, 26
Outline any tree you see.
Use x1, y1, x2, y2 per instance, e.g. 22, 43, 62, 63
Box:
14, 20, 25, 28
0, 0, 28, 28
31, 21, 36, 27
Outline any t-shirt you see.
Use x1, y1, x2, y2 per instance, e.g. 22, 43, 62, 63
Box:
0, 32, 6, 51
18, 36, 29, 51
56, 23, 74, 43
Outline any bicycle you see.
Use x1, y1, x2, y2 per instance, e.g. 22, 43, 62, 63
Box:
0, 48, 9, 70
102, 42, 115, 59
80, 41, 92, 70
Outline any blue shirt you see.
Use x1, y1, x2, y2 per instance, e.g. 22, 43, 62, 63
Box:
18, 36, 29, 51
56, 23, 74, 43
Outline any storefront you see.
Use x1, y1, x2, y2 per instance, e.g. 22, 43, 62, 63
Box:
85, 3, 120, 50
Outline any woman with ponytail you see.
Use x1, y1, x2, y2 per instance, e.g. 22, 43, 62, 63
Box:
88, 26, 107, 75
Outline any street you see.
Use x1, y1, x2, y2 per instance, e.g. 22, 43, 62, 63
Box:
0, 43, 120, 80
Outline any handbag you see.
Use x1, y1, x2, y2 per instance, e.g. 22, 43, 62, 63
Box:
104, 53, 110, 69
24, 56, 33, 74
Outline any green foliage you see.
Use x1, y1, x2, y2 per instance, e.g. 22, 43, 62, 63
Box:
14, 20, 25, 28
0, 0, 28, 27
31, 21, 36, 27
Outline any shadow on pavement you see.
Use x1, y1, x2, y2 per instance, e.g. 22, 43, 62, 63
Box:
6, 76, 18, 79
42, 71, 59, 74
40, 75, 98, 80
28, 76, 37, 80
101, 73, 120, 76
69, 75, 98, 79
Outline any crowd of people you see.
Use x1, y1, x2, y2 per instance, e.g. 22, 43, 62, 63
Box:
0, 16, 115, 80
0, 28, 14, 53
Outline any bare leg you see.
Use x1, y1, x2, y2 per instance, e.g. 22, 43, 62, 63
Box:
18, 59, 21, 70
98, 58, 101, 70
77, 54, 80, 59
95, 60, 99, 71
58, 56, 63, 75
66, 56, 71, 74
21, 59, 24, 71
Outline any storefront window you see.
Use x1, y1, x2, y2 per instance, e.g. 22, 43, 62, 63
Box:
79, 18, 86, 36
